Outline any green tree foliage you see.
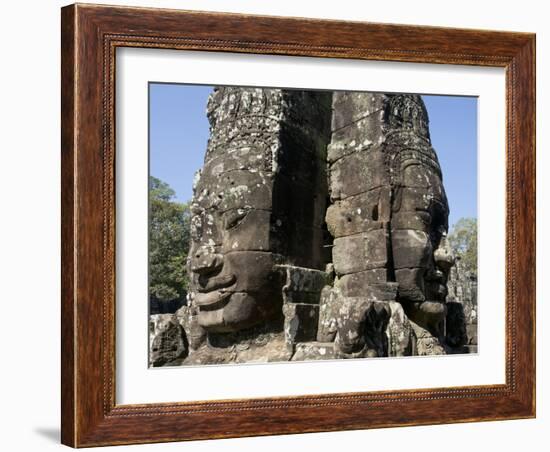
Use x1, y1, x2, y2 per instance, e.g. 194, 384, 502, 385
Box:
149, 176, 191, 303
448, 217, 478, 277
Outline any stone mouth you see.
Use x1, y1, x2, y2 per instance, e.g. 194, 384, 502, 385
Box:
195, 290, 232, 309
198, 274, 236, 293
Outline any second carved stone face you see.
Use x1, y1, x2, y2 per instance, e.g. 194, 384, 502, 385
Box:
390, 153, 455, 334
391, 162, 453, 304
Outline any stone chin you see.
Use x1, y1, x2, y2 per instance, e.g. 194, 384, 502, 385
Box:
197, 291, 282, 333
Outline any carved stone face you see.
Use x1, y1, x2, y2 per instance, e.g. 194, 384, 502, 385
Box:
391, 160, 455, 332
187, 87, 331, 335
188, 163, 284, 333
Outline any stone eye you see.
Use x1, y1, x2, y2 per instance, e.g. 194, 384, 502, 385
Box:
224, 209, 249, 230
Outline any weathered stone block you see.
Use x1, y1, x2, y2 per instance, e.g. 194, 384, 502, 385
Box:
332, 92, 388, 132
331, 237, 366, 275
394, 268, 426, 301
332, 229, 389, 275
189, 209, 222, 246
216, 171, 275, 212
149, 314, 188, 367
385, 301, 414, 356
335, 275, 397, 300
325, 188, 390, 238
391, 230, 431, 269
278, 265, 329, 295
283, 303, 320, 345
192, 169, 275, 213
391, 211, 431, 232
317, 286, 341, 342
392, 187, 431, 213
329, 149, 389, 200
328, 113, 387, 163
337, 268, 388, 288
333, 297, 392, 358
333, 296, 373, 357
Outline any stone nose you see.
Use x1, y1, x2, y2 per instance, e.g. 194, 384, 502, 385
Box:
433, 234, 455, 273
190, 248, 223, 275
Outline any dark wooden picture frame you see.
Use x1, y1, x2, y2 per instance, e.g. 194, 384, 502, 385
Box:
61, 3, 536, 447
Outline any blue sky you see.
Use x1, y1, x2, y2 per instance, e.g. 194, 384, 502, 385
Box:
149, 83, 212, 203
423, 94, 478, 228
149, 83, 477, 230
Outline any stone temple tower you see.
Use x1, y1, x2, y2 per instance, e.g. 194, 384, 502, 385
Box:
321, 92, 459, 357
183, 87, 333, 364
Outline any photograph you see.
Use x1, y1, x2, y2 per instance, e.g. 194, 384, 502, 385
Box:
148, 84, 479, 367
55, 2, 537, 448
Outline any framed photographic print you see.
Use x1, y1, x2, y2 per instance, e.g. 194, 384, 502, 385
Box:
61, 3, 536, 447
